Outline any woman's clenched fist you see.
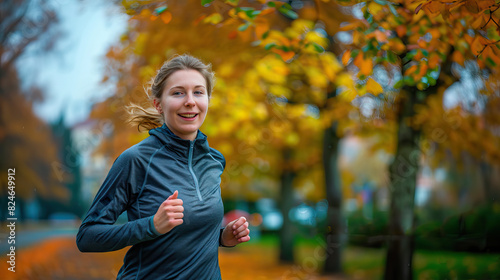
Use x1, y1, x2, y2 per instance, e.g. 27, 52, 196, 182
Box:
153, 190, 184, 234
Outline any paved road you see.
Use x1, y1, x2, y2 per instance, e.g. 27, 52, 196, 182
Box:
0, 222, 78, 255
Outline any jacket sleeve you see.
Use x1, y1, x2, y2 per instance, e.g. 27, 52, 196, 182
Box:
76, 149, 162, 252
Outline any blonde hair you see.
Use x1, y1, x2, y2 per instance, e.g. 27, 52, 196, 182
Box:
126, 54, 215, 131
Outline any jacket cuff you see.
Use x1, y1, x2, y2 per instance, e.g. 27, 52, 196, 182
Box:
148, 216, 162, 236
219, 227, 235, 247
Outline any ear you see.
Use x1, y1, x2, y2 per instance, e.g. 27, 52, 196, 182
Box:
153, 98, 162, 114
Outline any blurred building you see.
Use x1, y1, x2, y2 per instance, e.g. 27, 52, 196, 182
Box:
71, 119, 110, 214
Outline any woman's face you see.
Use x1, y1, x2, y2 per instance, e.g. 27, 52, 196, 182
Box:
154, 69, 209, 141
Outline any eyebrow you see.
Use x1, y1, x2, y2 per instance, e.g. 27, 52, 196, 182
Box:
169, 85, 206, 90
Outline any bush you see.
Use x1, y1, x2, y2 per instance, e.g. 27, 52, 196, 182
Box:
415, 203, 500, 252
346, 203, 500, 252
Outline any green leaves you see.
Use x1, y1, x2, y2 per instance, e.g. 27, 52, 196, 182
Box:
154, 5, 167, 15
201, 0, 214, 6
235, 7, 261, 20
386, 51, 398, 64
265, 43, 277, 50
312, 42, 325, 53
278, 4, 298, 20
238, 22, 250, 31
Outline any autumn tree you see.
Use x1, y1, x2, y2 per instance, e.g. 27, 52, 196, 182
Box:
337, 0, 500, 278
0, 0, 70, 219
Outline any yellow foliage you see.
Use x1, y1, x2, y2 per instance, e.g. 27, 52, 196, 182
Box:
287, 104, 306, 119
367, 2, 384, 17
218, 63, 235, 78
269, 84, 292, 98
139, 65, 156, 80
305, 30, 329, 48
337, 73, 357, 101
305, 67, 329, 88
291, 19, 315, 33
255, 55, 289, 84
204, 13, 223, 24
251, 103, 268, 120
133, 33, 148, 55
285, 132, 300, 146
261, 30, 291, 47
366, 78, 383, 96
320, 52, 342, 81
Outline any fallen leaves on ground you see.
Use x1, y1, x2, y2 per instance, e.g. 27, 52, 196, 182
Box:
0, 237, 351, 280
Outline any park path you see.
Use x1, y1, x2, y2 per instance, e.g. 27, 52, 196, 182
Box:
0, 236, 352, 280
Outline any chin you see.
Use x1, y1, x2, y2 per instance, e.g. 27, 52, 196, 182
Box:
179, 126, 200, 135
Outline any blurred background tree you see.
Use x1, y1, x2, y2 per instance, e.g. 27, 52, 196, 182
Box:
336, 0, 500, 278
0, 0, 83, 220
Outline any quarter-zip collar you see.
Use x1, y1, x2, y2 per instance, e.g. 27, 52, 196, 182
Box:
149, 124, 210, 154
149, 124, 209, 201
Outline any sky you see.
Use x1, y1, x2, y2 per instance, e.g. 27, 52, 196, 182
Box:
17, 0, 128, 126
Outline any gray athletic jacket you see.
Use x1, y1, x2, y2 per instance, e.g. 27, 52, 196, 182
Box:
76, 124, 226, 279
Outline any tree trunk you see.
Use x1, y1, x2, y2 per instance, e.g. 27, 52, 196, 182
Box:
480, 160, 496, 204
279, 148, 296, 262
322, 122, 343, 274
384, 90, 420, 280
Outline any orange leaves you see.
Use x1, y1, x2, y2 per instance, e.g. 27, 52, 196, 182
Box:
405, 64, 418, 77
451, 50, 465, 66
421, 1, 446, 17
254, 18, 269, 39
359, 57, 373, 77
427, 52, 441, 69
272, 49, 295, 61
353, 52, 373, 77
470, 36, 485, 56
396, 25, 407, 38
388, 38, 406, 54
160, 11, 172, 24
366, 29, 388, 43
465, 0, 494, 14
339, 20, 368, 32
342, 50, 351, 66
484, 44, 500, 67
413, 91, 500, 164
136, 6, 173, 24
470, 13, 486, 29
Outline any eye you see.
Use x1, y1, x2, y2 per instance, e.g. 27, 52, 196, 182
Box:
172, 91, 184, 96
194, 90, 204, 95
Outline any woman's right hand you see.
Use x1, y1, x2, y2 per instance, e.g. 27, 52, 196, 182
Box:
153, 190, 184, 234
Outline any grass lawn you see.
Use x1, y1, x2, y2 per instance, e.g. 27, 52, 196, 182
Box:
258, 234, 500, 280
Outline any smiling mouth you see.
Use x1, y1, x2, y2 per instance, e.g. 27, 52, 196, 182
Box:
178, 113, 198, 118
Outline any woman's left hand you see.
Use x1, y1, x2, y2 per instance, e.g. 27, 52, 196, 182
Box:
221, 216, 250, 247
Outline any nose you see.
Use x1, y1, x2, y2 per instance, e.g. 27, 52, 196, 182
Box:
184, 92, 195, 107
